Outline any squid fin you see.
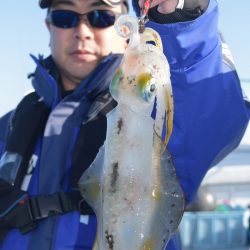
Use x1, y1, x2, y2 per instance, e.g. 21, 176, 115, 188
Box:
78, 145, 105, 213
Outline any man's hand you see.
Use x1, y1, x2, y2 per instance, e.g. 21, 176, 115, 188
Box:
138, 0, 179, 14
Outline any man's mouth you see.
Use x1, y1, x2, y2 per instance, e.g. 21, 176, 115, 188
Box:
71, 49, 96, 61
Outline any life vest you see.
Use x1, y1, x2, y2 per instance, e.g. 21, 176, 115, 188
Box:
0, 89, 117, 243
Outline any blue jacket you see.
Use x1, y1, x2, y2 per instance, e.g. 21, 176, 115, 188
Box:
0, 0, 249, 249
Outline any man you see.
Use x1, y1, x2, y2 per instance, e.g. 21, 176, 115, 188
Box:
0, 0, 249, 249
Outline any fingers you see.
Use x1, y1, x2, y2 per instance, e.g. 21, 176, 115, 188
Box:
138, 0, 168, 8
138, 0, 179, 14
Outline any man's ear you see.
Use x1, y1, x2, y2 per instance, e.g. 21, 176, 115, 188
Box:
45, 19, 51, 31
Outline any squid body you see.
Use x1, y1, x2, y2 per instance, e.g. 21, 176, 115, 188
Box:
79, 15, 185, 250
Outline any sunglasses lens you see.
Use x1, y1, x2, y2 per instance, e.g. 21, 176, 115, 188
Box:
88, 10, 116, 28
49, 10, 116, 29
50, 10, 79, 29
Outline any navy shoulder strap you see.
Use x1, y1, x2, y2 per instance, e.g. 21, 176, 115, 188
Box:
70, 90, 117, 187
3, 92, 50, 187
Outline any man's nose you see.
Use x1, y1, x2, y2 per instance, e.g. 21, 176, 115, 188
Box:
74, 17, 93, 40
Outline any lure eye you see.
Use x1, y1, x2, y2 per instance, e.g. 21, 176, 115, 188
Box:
136, 73, 157, 102
150, 83, 156, 93
143, 81, 157, 102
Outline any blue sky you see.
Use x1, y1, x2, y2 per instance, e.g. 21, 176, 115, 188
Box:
0, 0, 250, 117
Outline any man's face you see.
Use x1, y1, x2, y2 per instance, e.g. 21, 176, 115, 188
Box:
46, 0, 127, 90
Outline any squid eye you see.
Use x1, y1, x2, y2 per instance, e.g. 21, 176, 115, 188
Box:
150, 83, 156, 93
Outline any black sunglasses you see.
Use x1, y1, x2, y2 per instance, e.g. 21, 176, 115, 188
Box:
47, 9, 119, 29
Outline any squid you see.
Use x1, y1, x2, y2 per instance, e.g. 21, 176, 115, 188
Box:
78, 14, 185, 250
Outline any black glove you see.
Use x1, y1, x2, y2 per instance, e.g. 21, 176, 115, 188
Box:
184, 0, 209, 11
148, 0, 209, 24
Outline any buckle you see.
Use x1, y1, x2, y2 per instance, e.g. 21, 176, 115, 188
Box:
28, 193, 65, 220
0, 191, 81, 236
27, 192, 78, 220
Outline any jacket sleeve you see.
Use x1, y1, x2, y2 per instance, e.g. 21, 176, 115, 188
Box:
147, 0, 250, 204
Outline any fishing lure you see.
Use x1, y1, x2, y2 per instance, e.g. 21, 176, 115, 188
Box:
139, 0, 153, 32
79, 14, 184, 250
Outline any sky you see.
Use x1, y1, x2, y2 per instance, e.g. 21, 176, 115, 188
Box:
0, 0, 249, 144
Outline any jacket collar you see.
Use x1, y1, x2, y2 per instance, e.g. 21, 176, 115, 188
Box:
30, 54, 123, 108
